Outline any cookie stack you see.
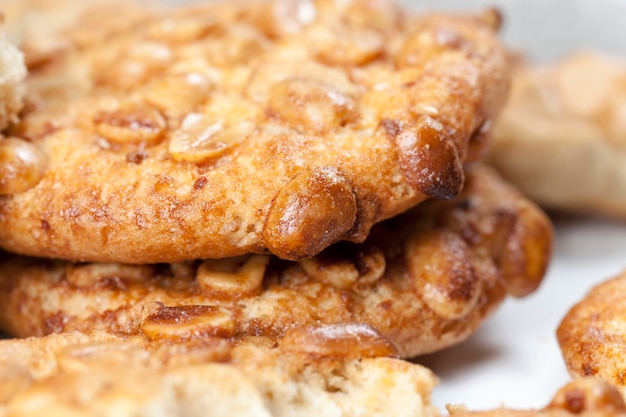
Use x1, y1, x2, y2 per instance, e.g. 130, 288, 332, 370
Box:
0, 0, 553, 414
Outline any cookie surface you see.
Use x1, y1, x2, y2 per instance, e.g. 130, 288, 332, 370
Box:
0, 0, 510, 263
0, 166, 553, 358
557, 270, 626, 398
488, 51, 626, 219
0, 326, 439, 416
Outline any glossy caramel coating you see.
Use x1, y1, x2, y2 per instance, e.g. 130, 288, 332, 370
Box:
0, 137, 47, 194
0, 327, 440, 416
558, 270, 626, 400
0, 0, 510, 263
0, 166, 552, 357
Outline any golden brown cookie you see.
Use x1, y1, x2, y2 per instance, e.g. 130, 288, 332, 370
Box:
0, 0, 510, 263
449, 378, 626, 417
488, 51, 626, 219
0, 326, 440, 416
557, 270, 626, 399
0, 166, 553, 358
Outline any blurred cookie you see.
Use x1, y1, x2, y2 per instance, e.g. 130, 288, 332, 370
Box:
0, 0, 151, 68
488, 51, 626, 219
0, 325, 439, 416
0, 24, 26, 132
557, 270, 626, 398
450, 378, 626, 417
0, 166, 553, 358
0, 0, 510, 263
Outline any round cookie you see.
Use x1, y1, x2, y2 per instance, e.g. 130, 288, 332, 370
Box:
558, 270, 626, 399
488, 52, 626, 219
0, 166, 553, 358
1, 0, 510, 263
0, 326, 439, 417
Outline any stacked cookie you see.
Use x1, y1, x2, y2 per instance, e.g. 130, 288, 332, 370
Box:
0, 0, 553, 414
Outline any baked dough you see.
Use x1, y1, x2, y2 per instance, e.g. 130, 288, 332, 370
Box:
557, 269, 626, 399
0, 327, 439, 417
0, 166, 553, 358
0, 0, 510, 263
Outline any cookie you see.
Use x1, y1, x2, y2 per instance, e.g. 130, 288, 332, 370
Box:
0, 24, 26, 132
557, 270, 626, 398
449, 378, 626, 417
0, 166, 553, 358
0, 325, 440, 416
0, 0, 510, 263
0, 0, 150, 69
488, 51, 626, 219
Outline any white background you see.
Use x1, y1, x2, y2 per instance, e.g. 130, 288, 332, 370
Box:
401, 0, 626, 411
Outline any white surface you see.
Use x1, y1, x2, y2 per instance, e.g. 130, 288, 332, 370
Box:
417, 216, 626, 410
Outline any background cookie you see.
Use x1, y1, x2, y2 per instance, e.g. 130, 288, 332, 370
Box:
0, 0, 510, 263
557, 270, 626, 399
488, 51, 626, 219
0, 0, 151, 69
0, 24, 25, 132
449, 378, 626, 417
0, 166, 553, 358
0, 326, 439, 416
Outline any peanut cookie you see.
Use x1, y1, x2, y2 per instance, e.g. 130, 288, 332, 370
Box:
0, 326, 439, 416
488, 52, 626, 219
557, 270, 626, 399
0, 166, 553, 357
0, 0, 510, 263
450, 378, 626, 417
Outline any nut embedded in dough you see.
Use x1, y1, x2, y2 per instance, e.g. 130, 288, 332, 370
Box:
263, 166, 358, 260
279, 323, 399, 359
140, 304, 237, 341
0, 137, 46, 195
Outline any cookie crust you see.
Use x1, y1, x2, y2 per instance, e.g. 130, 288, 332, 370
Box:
558, 270, 626, 399
0, 327, 439, 416
0, 166, 552, 357
1, 0, 510, 263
